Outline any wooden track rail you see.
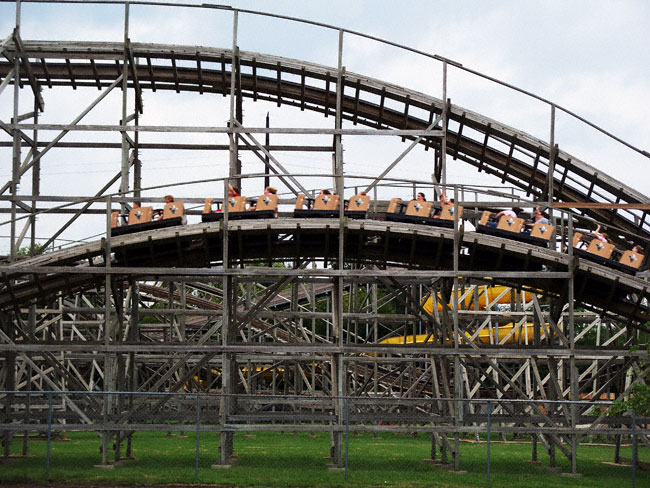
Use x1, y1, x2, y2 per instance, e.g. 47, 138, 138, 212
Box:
1, 41, 649, 240
1, 218, 649, 325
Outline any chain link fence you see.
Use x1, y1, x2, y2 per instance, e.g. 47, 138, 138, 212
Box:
0, 391, 647, 485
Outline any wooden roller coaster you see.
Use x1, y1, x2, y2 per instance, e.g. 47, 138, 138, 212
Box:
0, 0, 649, 475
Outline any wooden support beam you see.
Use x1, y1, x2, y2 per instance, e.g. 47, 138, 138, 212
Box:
13, 33, 44, 111
352, 78, 360, 124
170, 52, 179, 93
126, 43, 143, 113
502, 134, 516, 183
251, 56, 257, 100
453, 112, 465, 159
377, 87, 385, 128
300, 66, 305, 111
478, 123, 490, 173
401, 94, 410, 142
527, 148, 541, 197
275, 61, 281, 106
196, 53, 203, 94
146, 56, 156, 91
324, 71, 331, 117
220, 52, 226, 96
64, 55, 76, 89
89, 57, 101, 89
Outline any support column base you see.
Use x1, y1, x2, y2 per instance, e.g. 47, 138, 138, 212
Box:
561, 472, 582, 478
422, 458, 443, 464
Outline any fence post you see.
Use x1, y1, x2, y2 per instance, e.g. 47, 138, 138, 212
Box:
632, 410, 636, 488
486, 402, 491, 483
344, 397, 350, 481
195, 395, 201, 481
46, 392, 53, 475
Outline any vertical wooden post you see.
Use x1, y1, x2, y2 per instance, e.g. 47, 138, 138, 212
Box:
228, 10, 240, 190
330, 28, 345, 469
101, 195, 113, 466
440, 60, 447, 189
10, 8, 21, 262
119, 3, 130, 214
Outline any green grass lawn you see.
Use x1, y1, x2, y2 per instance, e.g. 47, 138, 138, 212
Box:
1, 430, 648, 487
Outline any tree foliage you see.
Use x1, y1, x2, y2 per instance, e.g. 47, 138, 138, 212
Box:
607, 342, 650, 417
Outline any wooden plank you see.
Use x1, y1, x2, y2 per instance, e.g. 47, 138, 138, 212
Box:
377, 87, 385, 128
502, 134, 516, 183
251, 56, 257, 100
64, 55, 76, 89
276, 61, 281, 106
171, 52, 179, 92
353, 78, 360, 124
89, 58, 101, 89
39, 58, 52, 88
300, 66, 305, 111
146, 55, 156, 91
478, 123, 490, 173
196, 53, 203, 94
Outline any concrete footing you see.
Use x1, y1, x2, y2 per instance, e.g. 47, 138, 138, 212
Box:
561, 472, 583, 478
422, 458, 443, 464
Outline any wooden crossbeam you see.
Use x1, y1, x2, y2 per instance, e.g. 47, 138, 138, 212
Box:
300, 67, 306, 111
39, 58, 52, 88
126, 44, 143, 112
251, 56, 257, 100
146, 56, 156, 91
196, 53, 203, 94
324, 72, 331, 116
275, 61, 281, 106
454, 111, 465, 159
13, 33, 45, 111
220, 52, 226, 95
65, 56, 76, 89
502, 134, 516, 183
171, 52, 179, 92
89, 58, 101, 89
377, 86, 385, 128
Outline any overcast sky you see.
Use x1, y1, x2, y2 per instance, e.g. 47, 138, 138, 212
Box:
0, 0, 648, 251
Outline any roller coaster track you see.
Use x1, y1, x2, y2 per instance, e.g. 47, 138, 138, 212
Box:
1, 218, 648, 326
1, 40, 649, 242
2, 17, 650, 469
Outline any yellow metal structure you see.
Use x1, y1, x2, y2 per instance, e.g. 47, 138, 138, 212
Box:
422, 285, 533, 314
379, 322, 551, 346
